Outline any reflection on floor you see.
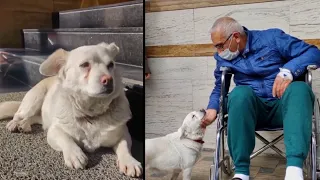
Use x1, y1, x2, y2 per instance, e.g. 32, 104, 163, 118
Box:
145, 151, 290, 180
0, 73, 30, 93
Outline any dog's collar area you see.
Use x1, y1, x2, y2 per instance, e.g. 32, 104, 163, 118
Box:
76, 115, 95, 124
193, 139, 204, 144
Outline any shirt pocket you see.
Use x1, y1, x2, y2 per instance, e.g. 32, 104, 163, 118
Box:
255, 48, 284, 67
258, 49, 279, 62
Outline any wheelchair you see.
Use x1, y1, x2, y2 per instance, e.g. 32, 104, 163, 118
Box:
209, 65, 320, 180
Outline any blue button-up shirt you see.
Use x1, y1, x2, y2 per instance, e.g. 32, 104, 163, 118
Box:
207, 27, 320, 112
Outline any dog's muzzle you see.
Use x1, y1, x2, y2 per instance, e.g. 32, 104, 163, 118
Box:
104, 79, 114, 94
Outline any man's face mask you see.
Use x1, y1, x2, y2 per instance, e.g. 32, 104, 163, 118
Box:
218, 34, 240, 61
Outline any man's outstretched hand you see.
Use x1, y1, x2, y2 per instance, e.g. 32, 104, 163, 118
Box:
201, 109, 217, 127
145, 73, 151, 80
272, 75, 292, 98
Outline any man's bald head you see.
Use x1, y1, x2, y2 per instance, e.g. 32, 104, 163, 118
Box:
210, 17, 245, 39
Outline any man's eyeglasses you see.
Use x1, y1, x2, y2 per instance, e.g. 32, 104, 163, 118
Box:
214, 33, 233, 50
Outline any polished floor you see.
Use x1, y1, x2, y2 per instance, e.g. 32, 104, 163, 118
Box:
145, 151, 298, 180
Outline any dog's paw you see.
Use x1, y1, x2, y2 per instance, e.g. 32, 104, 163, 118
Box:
6, 120, 19, 132
17, 119, 32, 133
63, 147, 88, 169
118, 155, 142, 177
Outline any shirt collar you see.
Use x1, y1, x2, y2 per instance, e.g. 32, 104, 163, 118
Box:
242, 26, 251, 55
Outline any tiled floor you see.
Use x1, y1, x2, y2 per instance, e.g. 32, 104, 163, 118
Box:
145, 151, 292, 180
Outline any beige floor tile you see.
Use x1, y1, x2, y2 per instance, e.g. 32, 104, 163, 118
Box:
145, 152, 287, 180
251, 156, 281, 168
254, 174, 284, 180
191, 171, 212, 180
250, 166, 261, 178
273, 164, 286, 174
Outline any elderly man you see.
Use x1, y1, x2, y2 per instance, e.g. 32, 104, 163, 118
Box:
201, 17, 320, 180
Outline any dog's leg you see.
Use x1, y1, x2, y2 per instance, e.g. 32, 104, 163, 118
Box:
182, 168, 192, 180
148, 168, 166, 177
6, 77, 52, 132
112, 126, 142, 177
47, 125, 88, 169
6, 108, 40, 132
171, 169, 181, 180
17, 115, 42, 133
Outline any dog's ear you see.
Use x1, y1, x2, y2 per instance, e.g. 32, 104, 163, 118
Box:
98, 42, 120, 59
39, 48, 69, 76
178, 125, 187, 139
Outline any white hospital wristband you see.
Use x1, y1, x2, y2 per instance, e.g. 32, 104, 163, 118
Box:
277, 68, 293, 80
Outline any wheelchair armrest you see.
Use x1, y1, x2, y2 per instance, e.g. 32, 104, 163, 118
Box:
219, 66, 231, 96
307, 65, 318, 71
305, 65, 318, 87
219, 66, 231, 72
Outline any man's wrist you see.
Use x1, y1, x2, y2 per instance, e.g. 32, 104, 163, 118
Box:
278, 68, 293, 80
206, 107, 217, 112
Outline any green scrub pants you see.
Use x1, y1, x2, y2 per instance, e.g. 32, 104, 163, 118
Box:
227, 82, 315, 175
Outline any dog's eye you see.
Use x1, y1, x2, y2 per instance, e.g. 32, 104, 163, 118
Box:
80, 62, 90, 68
107, 62, 114, 69
192, 115, 195, 118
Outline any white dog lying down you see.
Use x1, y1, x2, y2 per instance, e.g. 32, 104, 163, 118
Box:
145, 109, 207, 180
0, 42, 142, 177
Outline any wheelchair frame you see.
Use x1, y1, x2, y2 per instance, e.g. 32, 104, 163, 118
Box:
209, 65, 320, 180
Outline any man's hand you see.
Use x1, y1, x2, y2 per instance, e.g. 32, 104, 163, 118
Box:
272, 68, 293, 98
145, 73, 151, 80
201, 109, 217, 127
272, 76, 292, 98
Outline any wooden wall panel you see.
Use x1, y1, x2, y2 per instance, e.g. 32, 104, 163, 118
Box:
53, 0, 81, 11
0, 11, 52, 48
0, 0, 53, 48
147, 0, 279, 12
146, 39, 320, 58
0, 0, 134, 48
1, 0, 53, 13
146, 45, 196, 58
98, 0, 134, 5
145, 1, 151, 12
53, 0, 134, 11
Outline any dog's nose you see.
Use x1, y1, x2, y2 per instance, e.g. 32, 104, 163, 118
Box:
200, 109, 206, 116
100, 75, 112, 85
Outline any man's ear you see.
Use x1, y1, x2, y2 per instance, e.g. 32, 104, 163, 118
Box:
39, 48, 69, 76
98, 42, 120, 59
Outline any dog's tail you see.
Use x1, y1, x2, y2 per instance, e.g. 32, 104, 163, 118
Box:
0, 101, 21, 120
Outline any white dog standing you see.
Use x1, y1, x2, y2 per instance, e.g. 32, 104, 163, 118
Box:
145, 109, 207, 180
0, 42, 142, 177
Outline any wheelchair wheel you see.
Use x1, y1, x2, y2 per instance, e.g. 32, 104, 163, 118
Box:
312, 97, 320, 179
304, 97, 320, 180
304, 131, 313, 180
220, 128, 234, 177
212, 116, 234, 180
221, 155, 233, 175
